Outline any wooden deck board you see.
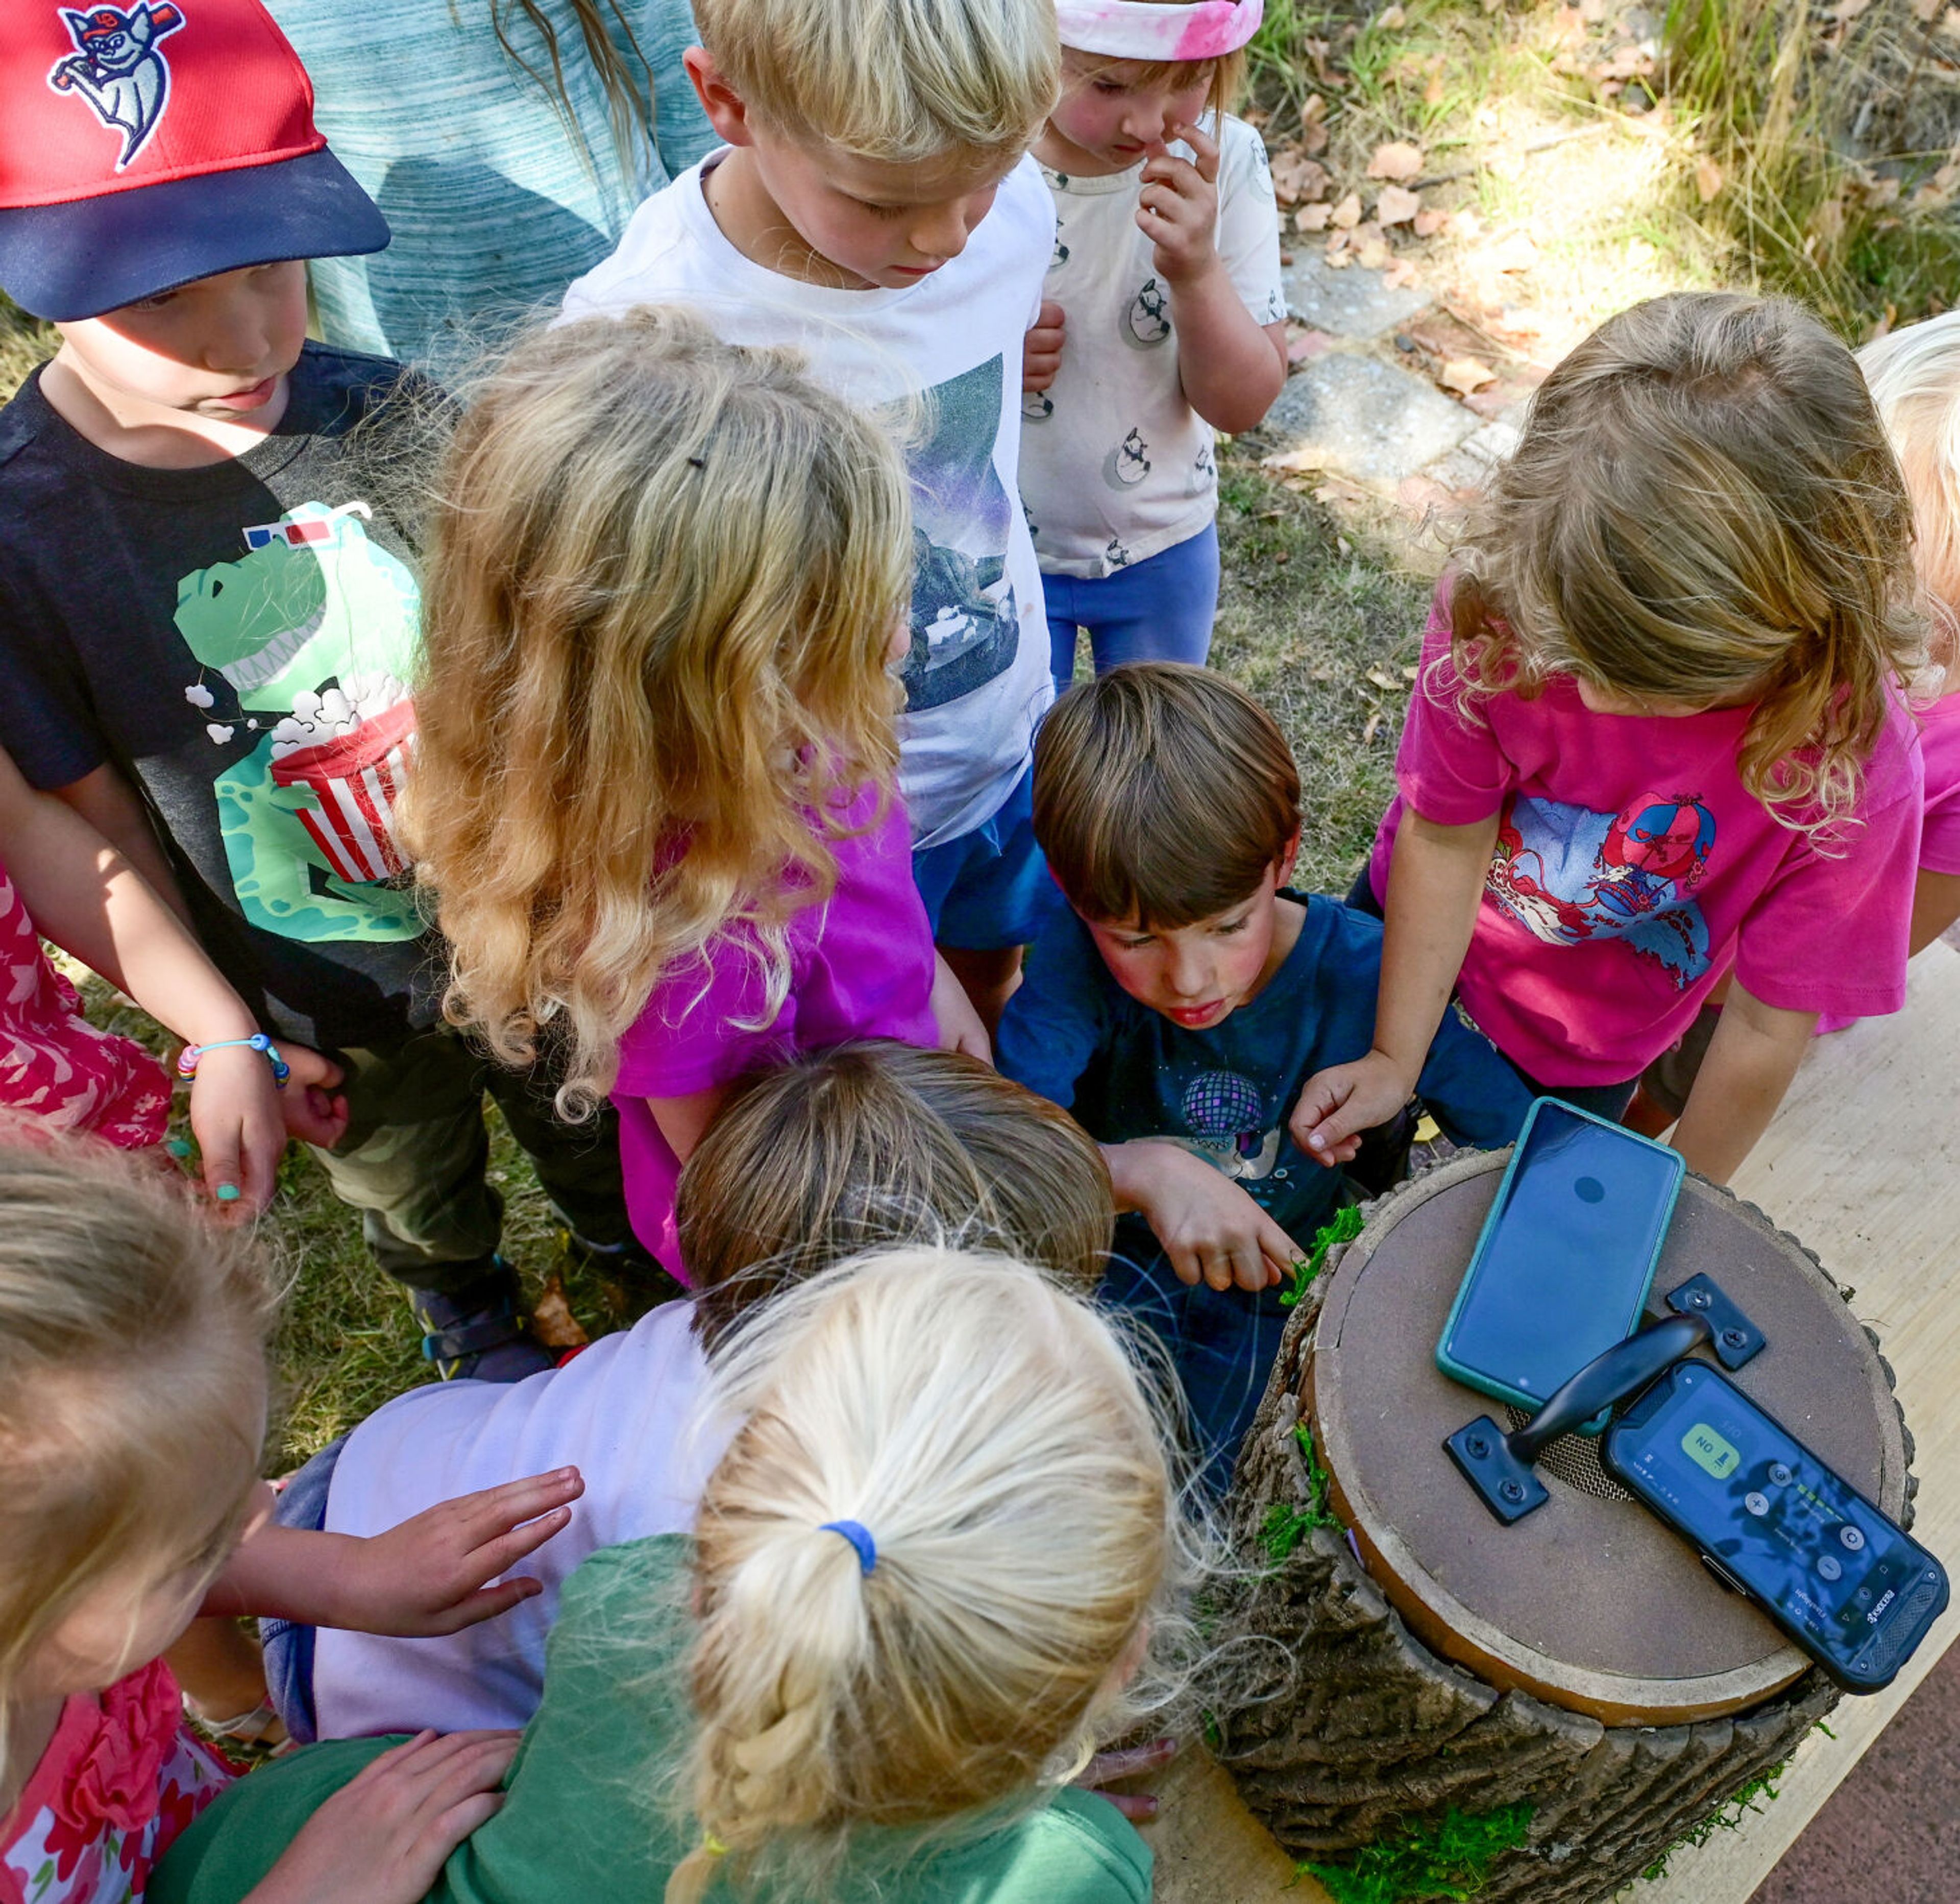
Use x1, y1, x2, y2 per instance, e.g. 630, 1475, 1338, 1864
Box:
1146, 941, 1960, 1904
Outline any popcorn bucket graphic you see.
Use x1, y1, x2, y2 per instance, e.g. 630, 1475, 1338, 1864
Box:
269, 697, 417, 883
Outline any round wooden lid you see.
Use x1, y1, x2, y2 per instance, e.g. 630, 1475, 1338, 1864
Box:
1309, 1151, 1908, 1725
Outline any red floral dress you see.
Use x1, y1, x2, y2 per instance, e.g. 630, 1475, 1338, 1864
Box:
0, 1661, 233, 1904
0, 858, 170, 1149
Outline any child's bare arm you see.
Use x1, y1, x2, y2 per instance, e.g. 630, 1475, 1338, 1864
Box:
1909, 868, 1960, 955
648, 1083, 736, 1167
46, 759, 191, 924
1023, 299, 1066, 394
1293, 807, 1499, 1163
1104, 1139, 1299, 1291
1670, 981, 1814, 1183
240, 1731, 520, 1904
204, 1470, 583, 1634
1140, 121, 1287, 434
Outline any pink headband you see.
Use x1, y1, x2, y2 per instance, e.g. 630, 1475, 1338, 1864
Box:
1054, 0, 1264, 61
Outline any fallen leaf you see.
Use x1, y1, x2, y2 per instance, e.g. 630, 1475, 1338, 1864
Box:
1302, 93, 1328, 127
1376, 183, 1422, 226
1286, 325, 1336, 364
1303, 120, 1330, 157
1376, 4, 1407, 26
1271, 150, 1331, 205
1424, 69, 1446, 105
1362, 709, 1384, 744
1913, 0, 1941, 19
1488, 229, 1540, 272
1944, 7, 1960, 41
1365, 667, 1401, 691
1831, 0, 1874, 18
1325, 228, 1350, 255
1383, 259, 1422, 290
1695, 156, 1723, 202
530, 1272, 590, 1351
1324, 242, 1355, 269
1329, 191, 1363, 228
1262, 446, 1326, 474
1295, 202, 1333, 231
1356, 236, 1393, 270
1440, 355, 1498, 395
1454, 206, 1484, 240
1413, 207, 1450, 238
1367, 140, 1425, 182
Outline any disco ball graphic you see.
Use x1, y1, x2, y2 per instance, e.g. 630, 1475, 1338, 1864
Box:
1180, 1068, 1266, 1138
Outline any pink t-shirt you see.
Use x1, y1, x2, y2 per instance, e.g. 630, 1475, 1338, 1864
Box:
1918, 688, 1960, 877
0, 1659, 232, 1904
612, 785, 938, 1271
1366, 591, 1924, 1086
0, 858, 170, 1150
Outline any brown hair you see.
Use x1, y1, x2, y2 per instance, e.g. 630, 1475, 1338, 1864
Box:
1032, 662, 1300, 927
489, 1, 660, 184
1448, 291, 1928, 832
403, 306, 910, 1118
678, 1040, 1114, 1350
0, 1130, 276, 1782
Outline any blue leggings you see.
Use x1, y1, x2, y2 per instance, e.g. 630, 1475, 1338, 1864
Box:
1044, 521, 1220, 694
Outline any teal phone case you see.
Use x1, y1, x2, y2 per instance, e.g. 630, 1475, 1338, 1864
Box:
1435, 1096, 1684, 1433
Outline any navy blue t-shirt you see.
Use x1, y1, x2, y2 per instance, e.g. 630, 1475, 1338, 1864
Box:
996, 890, 1533, 1240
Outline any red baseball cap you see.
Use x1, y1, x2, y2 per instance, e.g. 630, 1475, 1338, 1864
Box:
0, 0, 387, 320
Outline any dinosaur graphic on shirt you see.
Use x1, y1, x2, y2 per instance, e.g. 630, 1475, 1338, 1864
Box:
174, 502, 425, 944
47, 3, 185, 168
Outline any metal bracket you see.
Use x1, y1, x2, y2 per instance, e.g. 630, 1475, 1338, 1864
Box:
1446, 1275, 1768, 1525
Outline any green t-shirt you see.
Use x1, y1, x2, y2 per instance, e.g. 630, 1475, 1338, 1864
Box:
151, 1536, 1151, 1904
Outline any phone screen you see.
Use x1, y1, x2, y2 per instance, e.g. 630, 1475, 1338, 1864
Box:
1441, 1102, 1680, 1405
1606, 1362, 1947, 1685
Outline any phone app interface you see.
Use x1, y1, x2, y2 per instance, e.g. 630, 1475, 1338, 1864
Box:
1616, 1364, 1937, 1662
1447, 1108, 1679, 1401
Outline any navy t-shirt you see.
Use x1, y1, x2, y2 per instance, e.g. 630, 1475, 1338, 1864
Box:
996, 890, 1533, 1240
0, 345, 444, 1049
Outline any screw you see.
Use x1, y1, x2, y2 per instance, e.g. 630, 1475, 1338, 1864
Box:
1687, 1288, 1713, 1310
1500, 1480, 1526, 1503
1464, 1434, 1490, 1458
1721, 1327, 1747, 1350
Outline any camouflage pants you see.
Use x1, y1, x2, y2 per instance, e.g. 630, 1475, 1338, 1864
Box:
308, 1025, 630, 1297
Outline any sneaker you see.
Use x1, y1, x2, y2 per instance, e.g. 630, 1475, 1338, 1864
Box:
410, 1263, 556, 1381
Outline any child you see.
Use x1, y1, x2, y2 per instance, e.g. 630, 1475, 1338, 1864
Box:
0, 0, 649, 1380
0, 742, 346, 1209
261, 1039, 1114, 1742
995, 664, 1530, 1477
559, 0, 1062, 1026
407, 308, 979, 1277
1293, 292, 1928, 1187
1023, 0, 1287, 692
0, 1131, 592, 1904
152, 1249, 1186, 1904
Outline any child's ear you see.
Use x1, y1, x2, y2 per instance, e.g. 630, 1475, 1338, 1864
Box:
1275, 827, 1303, 881
683, 46, 757, 148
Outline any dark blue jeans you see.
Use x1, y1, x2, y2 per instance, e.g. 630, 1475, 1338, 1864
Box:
1101, 1214, 1293, 1495
258, 1436, 345, 1745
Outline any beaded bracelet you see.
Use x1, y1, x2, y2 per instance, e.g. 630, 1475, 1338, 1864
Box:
176, 1033, 291, 1090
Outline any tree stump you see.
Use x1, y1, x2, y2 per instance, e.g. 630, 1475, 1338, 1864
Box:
1216, 1150, 1916, 1903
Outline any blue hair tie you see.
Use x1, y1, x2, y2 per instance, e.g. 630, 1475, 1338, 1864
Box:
819, 1519, 877, 1576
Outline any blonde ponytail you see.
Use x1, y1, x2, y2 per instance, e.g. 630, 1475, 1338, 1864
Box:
668, 1248, 1191, 1899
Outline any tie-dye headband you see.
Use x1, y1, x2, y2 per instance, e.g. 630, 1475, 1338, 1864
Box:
1054, 0, 1264, 61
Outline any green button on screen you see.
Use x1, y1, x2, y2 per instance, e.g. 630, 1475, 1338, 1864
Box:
1682, 1422, 1740, 1479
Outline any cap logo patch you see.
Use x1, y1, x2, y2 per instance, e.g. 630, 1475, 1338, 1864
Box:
48, 3, 186, 170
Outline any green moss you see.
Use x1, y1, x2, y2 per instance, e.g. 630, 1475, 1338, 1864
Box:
1260, 1422, 1343, 1561
1298, 1802, 1534, 1903
1282, 1204, 1366, 1309
1637, 1763, 1786, 1886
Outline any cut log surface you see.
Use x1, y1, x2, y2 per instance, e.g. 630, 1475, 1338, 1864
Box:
1141, 943, 1960, 1904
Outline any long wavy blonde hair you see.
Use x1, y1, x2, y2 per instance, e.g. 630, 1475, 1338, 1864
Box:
405, 307, 910, 1115
1448, 291, 1928, 833
665, 1247, 1196, 1902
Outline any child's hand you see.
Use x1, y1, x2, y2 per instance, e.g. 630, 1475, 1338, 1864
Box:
1024, 300, 1067, 392
185, 1042, 292, 1216
242, 1730, 520, 1904
1136, 121, 1221, 286
931, 953, 994, 1063
1075, 1737, 1178, 1823
279, 1041, 351, 1149
1123, 1142, 1298, 1291
1289, 1053, 1415, 1167
323, 1469, 585, 1636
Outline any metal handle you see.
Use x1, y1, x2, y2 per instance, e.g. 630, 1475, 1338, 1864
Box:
1506, 1311, 1712, 1463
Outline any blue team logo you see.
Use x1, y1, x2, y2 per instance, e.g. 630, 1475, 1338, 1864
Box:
1485, 791, 1717, 991
48, 3, 185, 170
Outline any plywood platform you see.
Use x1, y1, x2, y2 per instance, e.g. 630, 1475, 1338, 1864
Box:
1146, 941, 1960, 1904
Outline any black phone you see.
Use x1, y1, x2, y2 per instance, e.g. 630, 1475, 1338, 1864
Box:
1603, 1360, 1949, 1692
1437, 1097, 1684, 1426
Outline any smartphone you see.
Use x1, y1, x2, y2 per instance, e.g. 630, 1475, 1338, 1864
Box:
1603, 1360, 1949, 1692
1436, 1097, 1683, 1426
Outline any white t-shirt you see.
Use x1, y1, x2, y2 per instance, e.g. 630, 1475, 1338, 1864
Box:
310, 1300, 723, 1738
562, 153, 1058, 851
1020, 116, 1285, 578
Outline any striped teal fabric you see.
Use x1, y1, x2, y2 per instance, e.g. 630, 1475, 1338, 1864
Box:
270, 0, 715, 370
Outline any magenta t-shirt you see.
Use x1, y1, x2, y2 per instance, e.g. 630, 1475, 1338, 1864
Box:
1919, 688, 1960, 877
612, 784, 938, 1272
1365, 590, 1924, 1086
